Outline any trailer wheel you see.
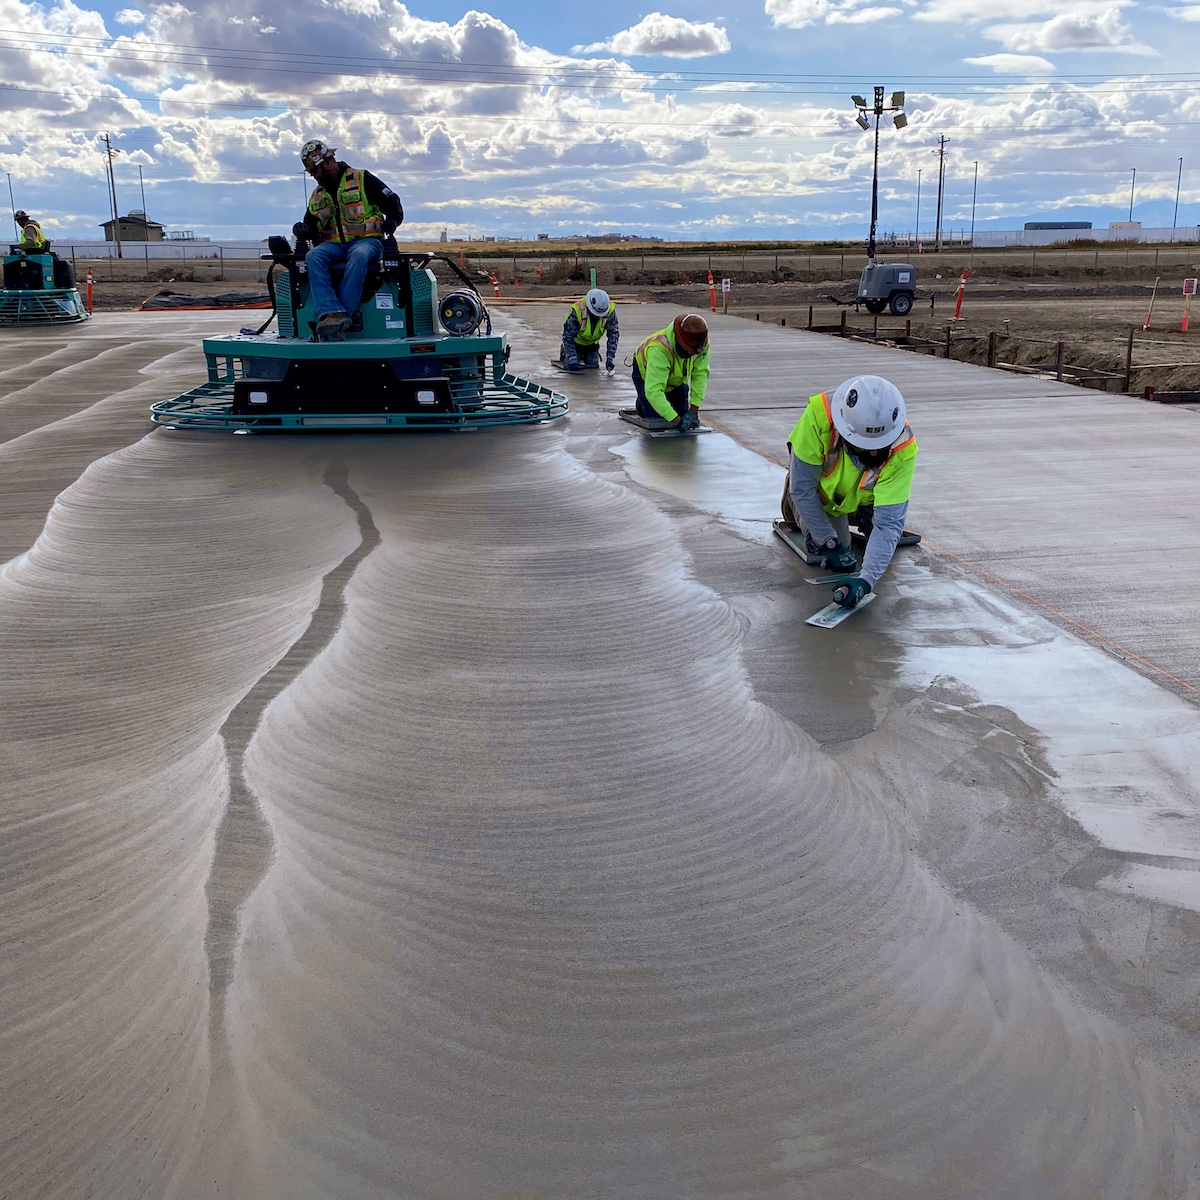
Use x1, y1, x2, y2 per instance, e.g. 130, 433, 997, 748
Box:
863, 298, 886, 315
889, 291, 913, 316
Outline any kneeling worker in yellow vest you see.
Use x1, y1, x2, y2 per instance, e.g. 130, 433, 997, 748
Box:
299, 139, 404, 341
633, 314, 710, 430
562, 288, 619, 372
781, 375, 917, 609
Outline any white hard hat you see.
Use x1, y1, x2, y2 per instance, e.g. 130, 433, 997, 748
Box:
585, 288, 610, 317
830, 375, 906, 450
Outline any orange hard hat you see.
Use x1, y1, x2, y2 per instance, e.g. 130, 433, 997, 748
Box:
673, 313, 708, 355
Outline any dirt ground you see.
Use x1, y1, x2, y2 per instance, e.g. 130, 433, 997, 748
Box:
79, 249, 1200, 396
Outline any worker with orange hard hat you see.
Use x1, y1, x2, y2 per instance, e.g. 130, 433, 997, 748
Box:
632, 313, 710, 431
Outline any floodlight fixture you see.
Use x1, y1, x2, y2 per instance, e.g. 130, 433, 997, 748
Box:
850, 84, 910, 264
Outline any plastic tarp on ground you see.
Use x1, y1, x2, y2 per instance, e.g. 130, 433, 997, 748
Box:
138, 289, 271, 311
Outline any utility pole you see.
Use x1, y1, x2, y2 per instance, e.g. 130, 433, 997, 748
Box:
138, 164, 148, 218
6, 172, 15, 241
934, 136, 948, 252
1173, 158, 1184, 236
103, 132, 123, 259
915, 169, 921, 248
1128, 168, 1136, 222
969, 160, 978, 264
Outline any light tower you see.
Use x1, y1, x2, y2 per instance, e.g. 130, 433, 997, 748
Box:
851, 86, 907, 264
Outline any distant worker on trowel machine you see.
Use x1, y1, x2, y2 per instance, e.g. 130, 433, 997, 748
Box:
632, 314, 710, 430
13, 211, 47, 250
299, 140, 404, 341
561, 288, 620, 372
780, 375, 917, 609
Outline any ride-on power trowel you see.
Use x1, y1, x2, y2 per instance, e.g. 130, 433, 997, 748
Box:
0, 245, 89, 326
151, 225, 566, 432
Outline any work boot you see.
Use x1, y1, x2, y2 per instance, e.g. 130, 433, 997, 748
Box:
316, 311, 350, 341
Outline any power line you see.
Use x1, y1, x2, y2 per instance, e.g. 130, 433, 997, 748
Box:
0, 27, 1198, 96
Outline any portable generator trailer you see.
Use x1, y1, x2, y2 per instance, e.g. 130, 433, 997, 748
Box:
0, 246, 89, 325
150, 231, 567, 432
856, 261, 916, 316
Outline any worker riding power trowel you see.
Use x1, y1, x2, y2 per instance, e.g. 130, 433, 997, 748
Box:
0, 213, 88, 326
151, 225, 567, 432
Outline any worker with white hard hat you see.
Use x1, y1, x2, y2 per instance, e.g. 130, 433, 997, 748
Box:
561, 288, 619, 372
780, 375, 917, 608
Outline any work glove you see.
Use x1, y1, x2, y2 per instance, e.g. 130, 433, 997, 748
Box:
565, 353, 583, 372
606, 357, 615, 372
677, 410, 698, 432
822, 542, 858, 574
832, 576, 872, 609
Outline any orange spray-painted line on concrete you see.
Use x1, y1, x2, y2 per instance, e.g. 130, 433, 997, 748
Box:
926, 537, 1200, 697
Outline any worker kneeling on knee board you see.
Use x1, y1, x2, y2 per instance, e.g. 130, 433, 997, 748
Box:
781, 375, 917, 608
562, 288, 619, 372
632, 314, 710, 431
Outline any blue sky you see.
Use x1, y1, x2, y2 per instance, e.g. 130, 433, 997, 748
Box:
1, 0, 1198, 240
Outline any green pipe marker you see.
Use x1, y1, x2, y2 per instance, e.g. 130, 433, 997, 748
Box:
590, 267, 596, 288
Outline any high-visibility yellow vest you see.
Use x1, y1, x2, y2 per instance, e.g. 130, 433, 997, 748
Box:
307, 167, 384, 242
19, 220, 47, 249
787, 392, 917, 515
568, 298, 615, 347
634, 324, 711, 419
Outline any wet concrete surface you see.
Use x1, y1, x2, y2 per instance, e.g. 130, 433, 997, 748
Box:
2, 308, 1200, 1196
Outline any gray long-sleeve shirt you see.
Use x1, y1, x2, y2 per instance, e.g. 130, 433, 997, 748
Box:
788, 454, 908, 587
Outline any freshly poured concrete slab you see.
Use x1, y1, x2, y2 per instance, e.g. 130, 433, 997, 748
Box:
515, 302, 1200, 698
2, 310, 1200, 1197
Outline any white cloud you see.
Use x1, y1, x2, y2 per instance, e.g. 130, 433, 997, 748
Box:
987, 7, 1153, 51
115, 8, 145, 24
916, 0, 1124, 20
765, 0, 902, 27
965, 51, 1056, 70
576, 13, 730, 57
1166, 2, 1200, 18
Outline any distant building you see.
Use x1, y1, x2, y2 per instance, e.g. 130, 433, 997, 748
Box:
1024, 221, 1092, 231
439, 229, 448, 242
99, 210, 166, 242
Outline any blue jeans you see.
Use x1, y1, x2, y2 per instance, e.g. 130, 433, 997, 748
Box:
561, 340, 600, 370
632, 364, 689, 419
305, 237, 383, 318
